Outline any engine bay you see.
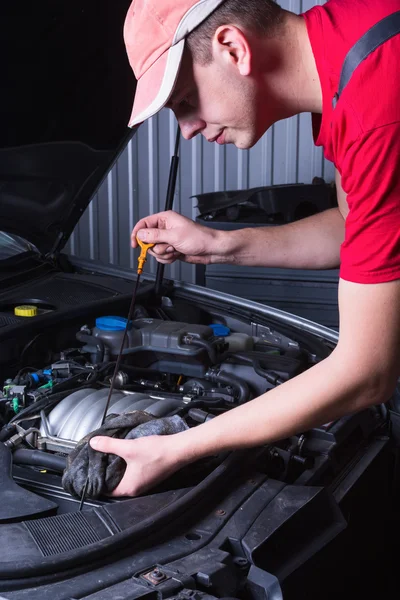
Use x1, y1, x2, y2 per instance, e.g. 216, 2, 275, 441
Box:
0, 280, 392, 598
0, 289, 386, 516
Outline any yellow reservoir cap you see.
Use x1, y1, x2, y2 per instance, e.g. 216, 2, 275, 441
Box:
14, 305, 38, 317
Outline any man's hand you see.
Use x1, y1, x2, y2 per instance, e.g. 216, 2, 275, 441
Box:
131, 210, 229, 265
89, 433, 185, 497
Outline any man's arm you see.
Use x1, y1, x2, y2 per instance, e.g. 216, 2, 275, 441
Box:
132, 171, 346, 270
91, 277, 400, 495
223, 169, 348, 269
223, 206, 344, 269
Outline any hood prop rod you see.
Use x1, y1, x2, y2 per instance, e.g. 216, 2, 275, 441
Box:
154, 125, 181, 297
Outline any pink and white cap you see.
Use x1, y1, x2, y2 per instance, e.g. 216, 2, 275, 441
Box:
124, 0, 227, 127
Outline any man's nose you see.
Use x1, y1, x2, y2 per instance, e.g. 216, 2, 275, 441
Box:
177, 117, 206, 140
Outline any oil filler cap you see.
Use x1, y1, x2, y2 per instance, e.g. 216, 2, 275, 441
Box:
209, 324, 230, 337
14, 305, 38, 317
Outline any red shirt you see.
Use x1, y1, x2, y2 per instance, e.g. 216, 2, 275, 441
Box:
303, 0, 400, 284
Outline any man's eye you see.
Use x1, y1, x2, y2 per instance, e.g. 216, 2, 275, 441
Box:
179, 97, 191, 109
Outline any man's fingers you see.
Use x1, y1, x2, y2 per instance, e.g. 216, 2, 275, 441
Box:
110, 470, 140, 497
110, 478, 130, 497
150, 243, 171, 256
90, 436, 130, 458
154, 257, 176, 264
130, 216, 160, 247
131, 219, 150, 247
148, 247, 180, 258
131, 211, 178, 246
153, 245, 175, 255
136, 227, 175, 245
149, 251, 181, 264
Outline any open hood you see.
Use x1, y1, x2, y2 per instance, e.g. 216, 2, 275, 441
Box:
0, 1, 136, 255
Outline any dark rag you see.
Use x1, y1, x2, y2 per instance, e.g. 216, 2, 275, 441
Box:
61, 411, 188, 499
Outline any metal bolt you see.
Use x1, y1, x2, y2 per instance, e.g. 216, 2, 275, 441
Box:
151, 570, 164, 580
141, 568, 169, 585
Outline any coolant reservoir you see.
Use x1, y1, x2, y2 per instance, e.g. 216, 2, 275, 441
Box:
92, 316, 129, 356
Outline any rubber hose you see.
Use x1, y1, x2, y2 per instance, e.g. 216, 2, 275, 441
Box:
205, 368, 250, 404
13, 449, 66, 473
182, 336, 219, 364
224, 353, 285, 386
76, 332, 105, 364
253, 361, 285, 386
188, 408, 215, 423
0, 425, 15, 443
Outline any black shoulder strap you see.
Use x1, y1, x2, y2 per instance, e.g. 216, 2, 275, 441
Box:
335, 10, 400, 101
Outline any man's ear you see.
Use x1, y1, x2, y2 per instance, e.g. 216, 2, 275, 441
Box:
212, 25, 252, 76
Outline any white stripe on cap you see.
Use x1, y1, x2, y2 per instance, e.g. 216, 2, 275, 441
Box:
128, 40, 185, 126
173, 0, 228, 44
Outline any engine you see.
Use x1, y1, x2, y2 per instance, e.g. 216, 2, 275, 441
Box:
2, 315, 307, 447
0, 302, 387, 513
2, 306, 355, 506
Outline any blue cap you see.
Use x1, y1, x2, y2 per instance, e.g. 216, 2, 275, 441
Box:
209, 324, 230, 337
96, 316, 130, 331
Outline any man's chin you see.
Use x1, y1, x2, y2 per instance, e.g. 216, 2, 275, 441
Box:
233, 135, 261, 150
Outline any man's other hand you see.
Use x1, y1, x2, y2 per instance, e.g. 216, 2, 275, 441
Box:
89, 434, 184, 497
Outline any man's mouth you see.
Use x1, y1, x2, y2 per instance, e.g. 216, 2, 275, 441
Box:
216, 130, 226, 145
207, 129, 226, 144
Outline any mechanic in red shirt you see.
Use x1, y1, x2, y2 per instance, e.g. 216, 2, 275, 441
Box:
90, 0, 400, 496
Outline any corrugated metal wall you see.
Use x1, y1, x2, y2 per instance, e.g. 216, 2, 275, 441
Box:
67, 0, 334, 284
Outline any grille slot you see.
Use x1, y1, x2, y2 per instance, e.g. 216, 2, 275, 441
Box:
24, 512, 103, 556
0, 315, 20, 327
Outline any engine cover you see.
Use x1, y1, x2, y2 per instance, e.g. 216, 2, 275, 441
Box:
40, 388, 183, 442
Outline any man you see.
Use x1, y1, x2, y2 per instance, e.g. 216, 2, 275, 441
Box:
90, 0, 400, 496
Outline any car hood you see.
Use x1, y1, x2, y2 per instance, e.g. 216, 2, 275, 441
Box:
0, 1, 136, 256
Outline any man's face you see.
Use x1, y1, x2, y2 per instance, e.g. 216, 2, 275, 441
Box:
167, 46, 281, 150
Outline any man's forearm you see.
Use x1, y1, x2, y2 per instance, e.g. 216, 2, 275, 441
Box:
216, 207, 345, 270
172, 350, 386, 464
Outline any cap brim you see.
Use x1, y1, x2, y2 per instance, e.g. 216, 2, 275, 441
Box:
128, 39, 185, 128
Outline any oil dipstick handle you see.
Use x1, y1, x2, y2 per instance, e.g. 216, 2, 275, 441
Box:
137, 239, 155, 274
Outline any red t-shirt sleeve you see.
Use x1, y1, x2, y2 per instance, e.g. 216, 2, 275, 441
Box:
339, 122, 400, 284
